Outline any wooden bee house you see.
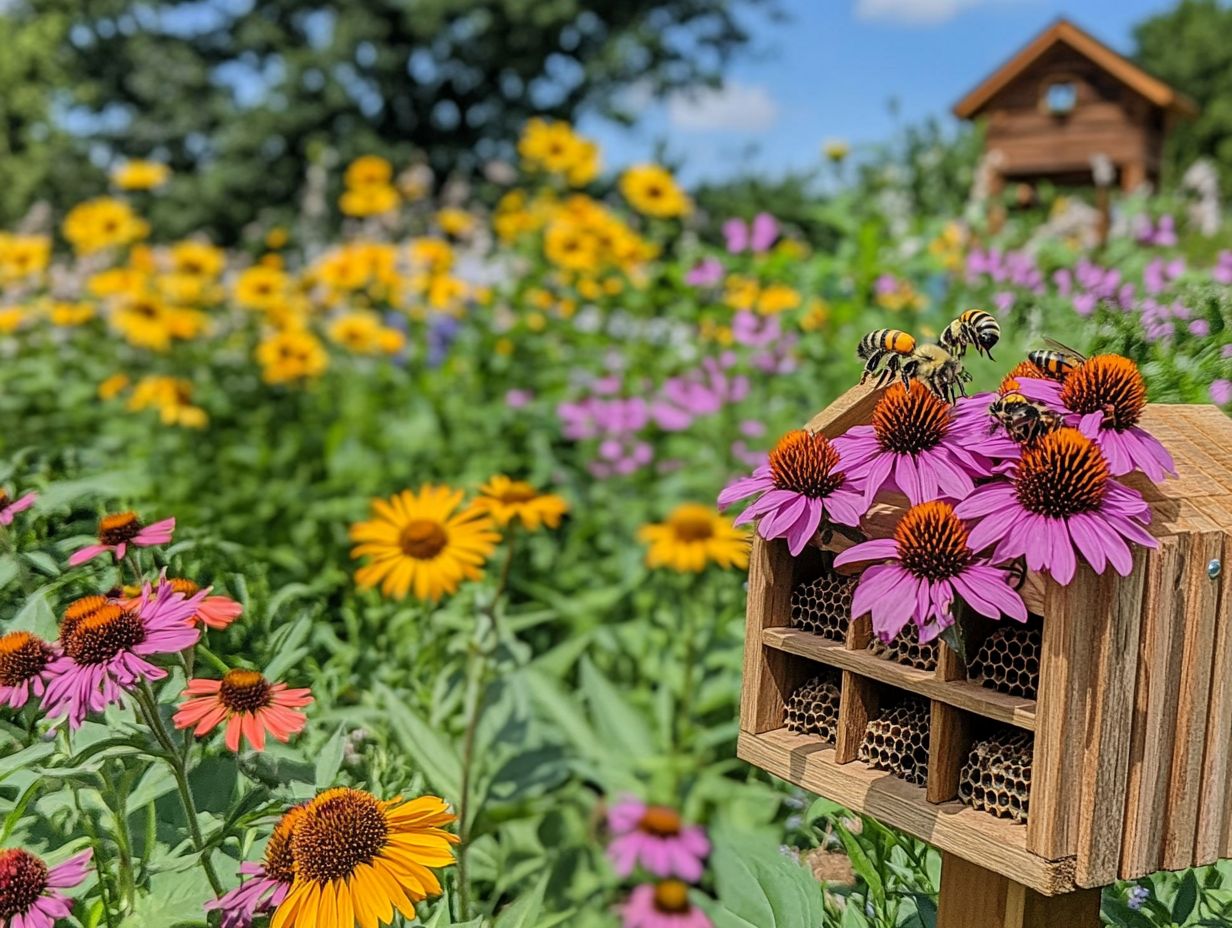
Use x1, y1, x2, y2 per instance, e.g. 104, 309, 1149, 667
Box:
737, 384, 1232, 926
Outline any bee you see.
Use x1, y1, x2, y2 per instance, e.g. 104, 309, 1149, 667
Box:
939, 309, 1001, 359
1028, 338, 1087, 381
857, 329, 970, 402
988, 391, 1063, 444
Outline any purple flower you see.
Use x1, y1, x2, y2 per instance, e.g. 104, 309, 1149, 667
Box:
723, 213, 778, 254
835, 501, 1026, 643
622, 882, 712, 928
205, 862, 292, 928
832, 383, 991, 508
1189, 319, 1211, 337
505, 388, 533, 409
685, 258, 724, 287
69, 513, 175, 566
1013, 356, 1176, 481
718, 430, 866, 556
42, 578, 206, 728
607, 798, 710, 881
1211, 380, 1232, 406
0, 631, 55, 709
0, 490, 36, 526
1212, 251, 1232, 286
0, 848, 92, 928
954, 428, 1157, 585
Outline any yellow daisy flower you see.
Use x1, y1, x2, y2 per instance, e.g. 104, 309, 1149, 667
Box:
472, 477, 568, 532
638, 504, 750, 573
344, 155, 394, 190
113, 160, 171, 190
271, 788, 457, 928
619, 164, 691, 219
349, 486, 500, 601
256, 330, 328, 384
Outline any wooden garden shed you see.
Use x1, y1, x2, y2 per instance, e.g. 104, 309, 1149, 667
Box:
953, 18, 1197, 192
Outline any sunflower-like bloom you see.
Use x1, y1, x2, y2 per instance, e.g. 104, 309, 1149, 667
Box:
638, 504, 749, 573
349, 486, 500, 601
271, 788, 457, 928
471, 476, 569, 532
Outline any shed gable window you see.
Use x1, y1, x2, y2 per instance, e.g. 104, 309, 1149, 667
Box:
1044, 81, 1078, 115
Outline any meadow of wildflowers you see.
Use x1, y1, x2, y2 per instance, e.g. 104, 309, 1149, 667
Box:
3, 118, 1232, 928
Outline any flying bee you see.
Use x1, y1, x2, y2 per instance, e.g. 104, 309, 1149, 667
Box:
1028, 338, 1087, 381
939, 309, 1001, 359
988, 391, 1063, 444
857, 329, 970, 402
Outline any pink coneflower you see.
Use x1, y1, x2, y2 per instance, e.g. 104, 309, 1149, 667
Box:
41, 580, 205, 728
622, 882, 712, 928
68, 512, 176, 566
955, 428, 1157, 585
0, 490, 36, 527
834, 501, 1027, 644
607, 799, 710, 882
1012, 355, 1176, 481
685, 257, 723, 287
174, 670, 312, 752
0, 632, 55, 709
205, 805, 305, 928
832, 382, 990, 508
120, 578, 242, 631
0, 847, 91, 928
718, 429, 865, 556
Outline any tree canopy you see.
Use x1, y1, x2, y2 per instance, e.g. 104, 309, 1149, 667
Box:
2, 0, 772, 240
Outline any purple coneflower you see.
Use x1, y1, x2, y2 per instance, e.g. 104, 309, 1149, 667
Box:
1012, 354, 1175, 481
622, 882, 713, 928
954, 428, 1157, 585
42, 579, 205, 728
834, 501, 1027, 644
68, 512, 176, 566
0, 631, 56, 709
832, 382, 990, 508
718, 429, 865, 556
0, 490, 36, 526
205, 805, 305, 928
607, 799, 710, 882
0, 847, 91, 928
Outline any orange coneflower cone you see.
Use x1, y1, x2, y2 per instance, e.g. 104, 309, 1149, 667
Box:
174, 670, 312, 752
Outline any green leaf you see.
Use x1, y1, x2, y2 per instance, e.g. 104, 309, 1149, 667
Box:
379, 684, 461, 799
1174, 870, 1199, 923
119, 865, 213, 927
493, 871, 548, 928
0, 554, 19, 591
579, 658, 654, 760
11, 588, 56, 637
314, 725, 346, 788
700, 825, 825, 928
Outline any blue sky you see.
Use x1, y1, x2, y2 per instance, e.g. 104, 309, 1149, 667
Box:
579, 0, 1180, 182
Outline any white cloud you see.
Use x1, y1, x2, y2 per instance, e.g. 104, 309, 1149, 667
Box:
665, 82, 780, 133
855, 0, 994, 25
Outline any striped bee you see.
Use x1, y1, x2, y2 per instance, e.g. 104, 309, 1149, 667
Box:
939, 309, 1001, 359
1028, 338, 1087, 381
988, 391, 1063, 444
857, 328, 970, 403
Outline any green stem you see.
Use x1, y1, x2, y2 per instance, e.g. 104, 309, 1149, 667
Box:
675, 578, 700, 752
195, 642, 231, 675
70, 783, 119, 928
100, 768, 137, 912
134, 684, 224, 895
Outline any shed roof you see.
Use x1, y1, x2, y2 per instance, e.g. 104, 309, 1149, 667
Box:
953, 18, 1198, 120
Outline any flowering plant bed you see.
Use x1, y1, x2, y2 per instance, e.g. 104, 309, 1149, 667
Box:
734, 378, 1232, 914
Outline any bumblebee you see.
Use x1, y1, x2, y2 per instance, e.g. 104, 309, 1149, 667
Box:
988, 391, 1063, 444
939, 309, 1001, 359
857, 329, 970, 402
1028, 338, 1087, 381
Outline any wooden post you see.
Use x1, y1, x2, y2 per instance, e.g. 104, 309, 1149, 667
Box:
936, 854, 1101, 928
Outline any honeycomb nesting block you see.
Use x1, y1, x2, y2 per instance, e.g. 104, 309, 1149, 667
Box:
784, 672, 842, 743
959, 729, 1034, 825
790, 570, 854, 641
868, 634, 939, 671
859, 696, 930, 786
969, 623, 1042, 700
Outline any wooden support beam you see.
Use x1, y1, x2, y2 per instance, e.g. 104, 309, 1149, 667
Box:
936, 853, 1100, 928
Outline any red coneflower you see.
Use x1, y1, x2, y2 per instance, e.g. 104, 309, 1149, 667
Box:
174, 669, 312, 752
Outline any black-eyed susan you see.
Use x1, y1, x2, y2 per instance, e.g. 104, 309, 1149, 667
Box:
472, 476, 568, 532
619, 165, 690, 219
270, 788, 457, 928
638, 504, 749, 573
349, 486, 500, 601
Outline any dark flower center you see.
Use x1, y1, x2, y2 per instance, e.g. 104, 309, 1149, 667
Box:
1000, 360, 1049, 394
653, 880, 692, 914
0, 490, 8, 509
62, 595, 109, 640
64, 605, 145, 665
1015, 428, 1109, 517
1059, 354, 1146, 430
292, 789, 389, 884
0, 848, 49, 919
872, 382, 950, 455
219, 669, 272, 713
0, 632, 53, 687
496, 483, 539, 505
894, 501, 973, 581
669, 506, 717, 543
98, 512, 143, 546
263, 805, 308, 884
638, 806, 682, 837
399, 520, 448, 560
768, 430, 845, 498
